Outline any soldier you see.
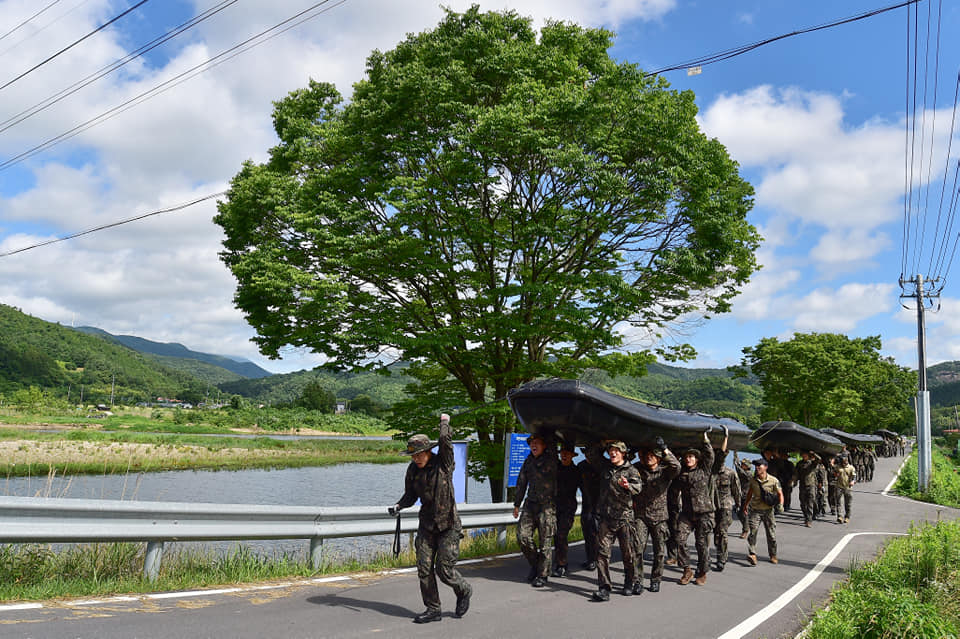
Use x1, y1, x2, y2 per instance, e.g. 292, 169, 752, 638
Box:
835, 454, 856, 524
794, 451, 819, 527
512, 432, 558, 587
552, 442, 581, 578
815, 456, 828, 519
733, 453, 753, 538
865, 446, 876, 482
585, 440, 643, 601
577, 449, 602, 571
673, 430, 720, 586
712, 447, 740, 571
826, 455, 839, 516
742, 457, 783, 566
774, 450, 795, 512
390, 414, 472, 624
633, 437, 680, 593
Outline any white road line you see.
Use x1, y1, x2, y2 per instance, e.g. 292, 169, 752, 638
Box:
0, 602, 43, 612
717, 531, 905, 639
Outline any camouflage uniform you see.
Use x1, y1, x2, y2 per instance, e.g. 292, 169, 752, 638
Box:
513, 434, 558, 579
794, 457, 819, 525
774, 455, 795, 511
826, 457, 839, 515
395, 419, 470, 613
586, 444, 643, 593
633, 448, 681, 588
865, 448, 876, 482
835, 461, 856, 522
673, 438, 715, 581
815, 461, 828, 518
733, 454, 753, 535
712, 463, 741, 569
577, 457, 603, 566
554, 459, 581, 570
746, 473, 781, 560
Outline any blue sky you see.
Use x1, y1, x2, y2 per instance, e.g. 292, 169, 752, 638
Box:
0, 0, 957, 375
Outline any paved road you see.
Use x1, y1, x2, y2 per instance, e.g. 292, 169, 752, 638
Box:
2, 452, 953, 639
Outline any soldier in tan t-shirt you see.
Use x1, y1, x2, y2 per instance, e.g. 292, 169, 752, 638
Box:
741, 457, 783, 566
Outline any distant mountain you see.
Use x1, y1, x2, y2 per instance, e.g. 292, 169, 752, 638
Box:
74, 327, 272, 380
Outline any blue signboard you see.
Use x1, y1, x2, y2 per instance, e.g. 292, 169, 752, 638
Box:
504, 432, 530, 489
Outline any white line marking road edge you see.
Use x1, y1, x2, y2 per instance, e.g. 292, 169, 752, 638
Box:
717, 531, 906, 639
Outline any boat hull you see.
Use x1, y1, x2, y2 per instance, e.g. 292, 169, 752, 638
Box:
506, 378, 752, 451
750, 421, 844, 455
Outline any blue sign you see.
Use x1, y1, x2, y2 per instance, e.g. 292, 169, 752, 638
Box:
504, 432, 530, 489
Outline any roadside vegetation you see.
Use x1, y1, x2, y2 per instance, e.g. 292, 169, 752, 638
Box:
803, 445, 960, 638
0, 521, 582, 602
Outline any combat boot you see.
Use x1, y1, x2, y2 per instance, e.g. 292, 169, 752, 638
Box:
769, 556, 778, 564
591, 588, 610, 602
648, 581, 660, 593
747, 554, 757, 566
631, 581, 644, 595
552, 564, 567, 578
531, 576, 547, 588
694, 572, 706, 586
454, 584, 472, 618
413, 609, 442, 624
679, 567, 694, 585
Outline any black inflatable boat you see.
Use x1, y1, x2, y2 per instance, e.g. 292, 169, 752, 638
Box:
750, 420, 844, 455
506, 378, 752, 451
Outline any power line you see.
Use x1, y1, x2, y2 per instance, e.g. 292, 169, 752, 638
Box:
0, 0, 66, 45
0, 0, 241, 136
644, 0, 921, 77
0, 191, 226, 259
0, 0, 349, 172
0, 0, 152, 94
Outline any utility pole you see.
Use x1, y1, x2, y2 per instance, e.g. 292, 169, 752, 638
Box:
900, 274, 939, 491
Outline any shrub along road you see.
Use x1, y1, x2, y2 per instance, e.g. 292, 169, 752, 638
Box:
0, 451, 951, 639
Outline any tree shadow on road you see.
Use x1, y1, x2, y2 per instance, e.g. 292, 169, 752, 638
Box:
306, 593, 416, 620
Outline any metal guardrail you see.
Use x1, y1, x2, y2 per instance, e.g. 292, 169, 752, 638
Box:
0, 497, 519, 581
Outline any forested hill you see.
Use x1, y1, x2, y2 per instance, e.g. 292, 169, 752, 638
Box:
0, 304, 209, 404
74, 327, 272, 380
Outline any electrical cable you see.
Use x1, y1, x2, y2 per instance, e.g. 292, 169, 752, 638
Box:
0, 0, 348, 173
644, 0, 921, 77
0, 0, 152, 94
0, 0, 65, 45
0, 191, 226, 259
0, 0, 241, 136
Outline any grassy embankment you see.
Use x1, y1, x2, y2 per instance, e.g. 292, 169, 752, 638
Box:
0, 406, 401, 477
802, 447, 960, 639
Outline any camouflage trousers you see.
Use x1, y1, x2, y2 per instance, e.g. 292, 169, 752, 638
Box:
597, 517, 638, 590
799, 483, 818, 523
747, 507, 777, 558
517, 502, 556, 579
816, 485, 827, 516
554, 508, 576, 567
713, 506, 734, 567
635, 516, 669, 584
676, 511, 714, 577
827, 485, 839, 514
415, 527, 470, 613
837, 488, 852, 520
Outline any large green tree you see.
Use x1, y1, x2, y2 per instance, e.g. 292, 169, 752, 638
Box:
732, 332, 915, 432
215, 7, 760, 498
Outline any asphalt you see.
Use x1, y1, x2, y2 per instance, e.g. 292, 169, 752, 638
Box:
2, 449, 953, 639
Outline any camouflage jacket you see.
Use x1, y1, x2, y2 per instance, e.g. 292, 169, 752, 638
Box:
672, 440, 716, 515
585, 444, 643, 524
396, 419, 460, 533
794, 459, 819, 489
513, 434, 558, 510
556, 462, 581, 515
633, 449, 680, 522
815, 462, 828, 487
713, 465, 741, 511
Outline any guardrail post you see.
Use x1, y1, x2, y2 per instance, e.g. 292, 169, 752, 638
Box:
143, 541, 164, 582
309, 537, 323, 570
497, 525, 507, 548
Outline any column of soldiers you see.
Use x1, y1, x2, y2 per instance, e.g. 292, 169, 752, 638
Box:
507, 433, 901, 604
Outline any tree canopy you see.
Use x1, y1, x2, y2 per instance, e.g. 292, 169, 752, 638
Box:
732, 332, 915, 433
215, 7, 760, 497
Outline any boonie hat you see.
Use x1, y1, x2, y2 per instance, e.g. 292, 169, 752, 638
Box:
402, 434, 435, 456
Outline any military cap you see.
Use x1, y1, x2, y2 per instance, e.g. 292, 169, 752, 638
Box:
402, 434, 435, 456
559, 441, 576, 453
606, 441, 628, 453
682, 447, 702, 459
752, 458, 768, 467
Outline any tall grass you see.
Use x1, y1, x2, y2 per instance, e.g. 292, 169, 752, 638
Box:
0, 521, 581, 602
893, 449, 960, 508
804, 519, 960, 639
